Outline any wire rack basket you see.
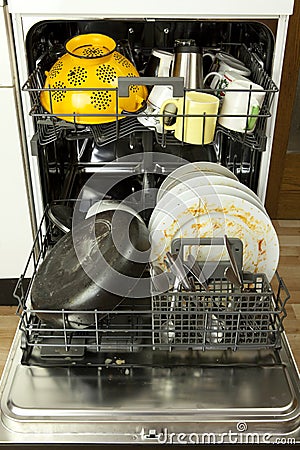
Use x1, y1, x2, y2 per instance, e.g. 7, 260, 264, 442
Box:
13, 206, 289, 367
152, 274, 289, 351
23, 44, 278, 152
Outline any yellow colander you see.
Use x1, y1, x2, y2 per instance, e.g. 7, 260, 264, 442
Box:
40, 33, 148, 125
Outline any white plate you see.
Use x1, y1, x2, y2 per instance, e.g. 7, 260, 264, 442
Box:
157, 171, 222, 202
85, 200, 143, 222
158, 173, 263, 204
149, 174, 268, 228
152, 173, 266, 230
148, 180, 268, 230
150, 194, 279, 280
157, 162, 238, 202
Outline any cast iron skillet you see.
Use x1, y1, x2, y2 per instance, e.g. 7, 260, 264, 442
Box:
31, 210, 150, 328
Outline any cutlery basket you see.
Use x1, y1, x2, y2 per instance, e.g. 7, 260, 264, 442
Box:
151, 237, 289, 351
152, 272, 289, 351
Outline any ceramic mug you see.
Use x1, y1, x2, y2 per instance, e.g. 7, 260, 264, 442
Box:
204, 51, 251, 90
160, 92, 220, 145
137, 85, 174, 133
144, 48, 174, 77
138, 48, 175, 133
203, 70, 250, 97
218, 79, 265, 133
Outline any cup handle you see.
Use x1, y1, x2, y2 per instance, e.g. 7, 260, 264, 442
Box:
203, 71, 222, 85
203, 52, 215, 62
159, 98, 180, 131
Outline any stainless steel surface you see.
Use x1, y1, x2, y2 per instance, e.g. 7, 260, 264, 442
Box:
165, 251, 191, 291
150, 264, 170, 293
172, 52, 203, 89
184, 254, 210, 291
224, 265, 242, 288
224, 234, 243, 286
1, 329, 300, 443
172, 40, 203, 89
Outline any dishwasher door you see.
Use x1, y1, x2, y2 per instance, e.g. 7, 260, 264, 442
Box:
1, 329, 300, 444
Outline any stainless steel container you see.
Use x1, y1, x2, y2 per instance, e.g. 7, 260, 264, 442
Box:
172, 39, 203, 89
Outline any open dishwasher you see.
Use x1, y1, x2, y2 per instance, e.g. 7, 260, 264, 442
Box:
1, 1, 300, 445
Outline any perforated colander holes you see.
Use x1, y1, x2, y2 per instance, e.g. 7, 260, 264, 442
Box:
82, 47, 105, 58
48, 60, 63, 79
130, 85, 140, 93
90, 91, 112, 111
96, 65, 117, 84
113, 53, 123, 63
50, 81, 67, 102
127, 72, 139, 94
67, 66, 88, 86
113, 53, 132, 69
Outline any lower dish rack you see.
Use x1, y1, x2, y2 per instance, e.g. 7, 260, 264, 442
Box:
13, 206, 290, 368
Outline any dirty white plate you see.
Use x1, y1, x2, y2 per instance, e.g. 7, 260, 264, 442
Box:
157, 173, 263, 204
157, 171, 222, 202
149, 181, 267, 230
150, 194, 279, 280
157, 161, 238, 202
86, 200, 143, 222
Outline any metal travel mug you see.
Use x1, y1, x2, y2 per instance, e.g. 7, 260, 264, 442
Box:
172, 39, 204, 89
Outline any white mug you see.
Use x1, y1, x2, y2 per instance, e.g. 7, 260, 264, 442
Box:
138, 48, 174, 133
137, 85, 174, 133
204, 51, 251, 90
203, 70, 250, 97
218, 79, 265, 133
144, 48, 174, 77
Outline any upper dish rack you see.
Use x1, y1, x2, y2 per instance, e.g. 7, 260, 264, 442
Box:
23, 44, 278, 152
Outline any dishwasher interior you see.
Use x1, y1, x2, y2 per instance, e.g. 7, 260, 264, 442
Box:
1, 17, 300, 444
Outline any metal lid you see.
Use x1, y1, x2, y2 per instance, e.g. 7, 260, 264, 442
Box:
174, 39, 200, 53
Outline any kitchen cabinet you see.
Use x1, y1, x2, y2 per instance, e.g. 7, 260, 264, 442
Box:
266, 0, 300, 218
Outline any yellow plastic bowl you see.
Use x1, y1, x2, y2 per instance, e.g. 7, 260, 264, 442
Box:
40, 34, 148, 125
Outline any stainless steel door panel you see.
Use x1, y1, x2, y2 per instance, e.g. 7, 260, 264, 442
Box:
4, 365, 296, 415
1, 332, 300, 442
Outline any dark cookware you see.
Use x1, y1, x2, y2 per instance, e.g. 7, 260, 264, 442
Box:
31, 210, 150, 328
47, 203, 73, 233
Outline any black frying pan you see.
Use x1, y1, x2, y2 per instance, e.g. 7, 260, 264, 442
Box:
31, 210, 150, 328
